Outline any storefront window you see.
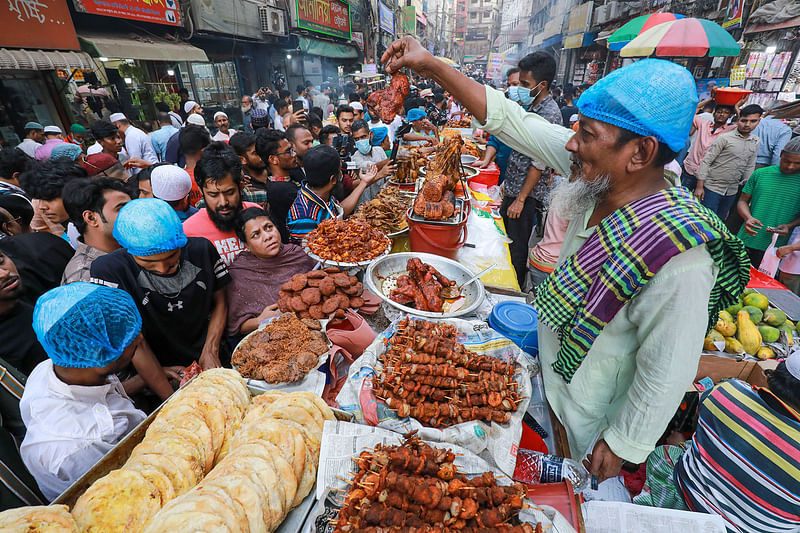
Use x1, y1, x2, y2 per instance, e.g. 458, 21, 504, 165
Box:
0, 73, 61, 147
189, 61, 240, 107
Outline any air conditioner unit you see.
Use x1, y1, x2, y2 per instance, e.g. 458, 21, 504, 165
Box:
259, 6, 287, 35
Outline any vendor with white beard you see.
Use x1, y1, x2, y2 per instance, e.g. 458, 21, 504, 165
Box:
382, 38, 751, 482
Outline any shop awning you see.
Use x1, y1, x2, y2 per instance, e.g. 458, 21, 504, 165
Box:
0, 48, 94, 71
508, 23, 528, 43
298, 36, 359, 59
78, 33, 208, 62
745, 14, 800, 33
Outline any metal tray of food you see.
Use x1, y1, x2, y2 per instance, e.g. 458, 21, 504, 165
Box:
301, 234, 392, 270
53, 383, 352, 508
406, 196, 469, 226
364, 252, 485, 318
419, 165, 480, 178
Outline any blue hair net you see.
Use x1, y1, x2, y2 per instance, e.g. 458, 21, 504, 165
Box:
371, 127, 389, 146
113, 198, 187, 256
33, 282, 142, 369
50, 143, 83, 161
576, 59, 698, 152
406, 108, 427, 122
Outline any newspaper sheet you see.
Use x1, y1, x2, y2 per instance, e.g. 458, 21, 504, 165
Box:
306, 420, 577, 533
583, 501, 727, 533
334, 315, 536, 475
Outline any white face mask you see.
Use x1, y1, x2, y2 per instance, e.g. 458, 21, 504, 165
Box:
241, 105, 252, 113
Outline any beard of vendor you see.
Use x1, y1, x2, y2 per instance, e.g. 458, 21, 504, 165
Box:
202, 174, 244, 233
549, 154, 612, 221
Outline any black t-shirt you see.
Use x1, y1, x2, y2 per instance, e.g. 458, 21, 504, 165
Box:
89, 238, 231, 367
261, 179, 300, 244
561, 105, 578, 127
0, 301, 47, 377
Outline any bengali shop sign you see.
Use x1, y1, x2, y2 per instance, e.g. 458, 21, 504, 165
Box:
296, 0, 352, 40
6, 0, 80, 49
72, 0, 181, 26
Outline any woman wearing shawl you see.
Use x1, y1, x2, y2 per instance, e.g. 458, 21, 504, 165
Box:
226, 207, 316, 337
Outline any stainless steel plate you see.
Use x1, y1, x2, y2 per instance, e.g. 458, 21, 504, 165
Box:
461, 154, 478, 165
364, 252, 485, 318
302, 234, 392, 270
419, 165, 479, 178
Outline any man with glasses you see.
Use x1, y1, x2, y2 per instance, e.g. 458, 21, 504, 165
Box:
254, 130, 300, 242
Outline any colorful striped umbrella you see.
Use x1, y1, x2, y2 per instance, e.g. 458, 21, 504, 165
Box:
620, 18, 741, 57
607, 12, 685, 51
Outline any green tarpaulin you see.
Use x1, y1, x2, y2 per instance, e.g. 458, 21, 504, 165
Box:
298, 36, 359, 59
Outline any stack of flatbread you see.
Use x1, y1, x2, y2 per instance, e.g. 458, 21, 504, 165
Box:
142, 390, 333, 533
0, 505, 78, 532
71, 369, 250, 533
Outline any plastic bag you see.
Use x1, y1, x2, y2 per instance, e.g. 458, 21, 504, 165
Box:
758, 232, 781, 278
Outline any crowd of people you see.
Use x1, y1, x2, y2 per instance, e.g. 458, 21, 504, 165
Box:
0, 40, 798, 532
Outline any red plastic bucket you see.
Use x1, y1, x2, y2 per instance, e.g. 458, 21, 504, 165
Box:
468, 164, 500, 189
407, 207, 468, 260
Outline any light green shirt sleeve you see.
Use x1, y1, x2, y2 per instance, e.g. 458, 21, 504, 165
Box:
603, 245, 718, 463
474, 86, 574, 178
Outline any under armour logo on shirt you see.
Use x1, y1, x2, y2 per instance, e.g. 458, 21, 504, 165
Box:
167, 301, 184, 312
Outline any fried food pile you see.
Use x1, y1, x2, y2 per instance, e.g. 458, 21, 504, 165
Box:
232, 314, 329, 383
353, 186, 412, 234
71, 369, 250, 532
144, 390, 333, 533
428, 134, 465, 180
333, 432, 540, 532
305, 219, 389, 264
390, 258, 455, 312
367, 73, 410, 123
374, 319, 521, 428
445, 117, 472, 128
462, 140, 481, 158
277, 267, 365, 319
414, 173, 457, 221
393, 156, 421, 184
0, 505, 79, 531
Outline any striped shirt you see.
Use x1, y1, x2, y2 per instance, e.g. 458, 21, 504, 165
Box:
674, 379, 800, 533
736, 165, 800, 251
287, 184, 340, 244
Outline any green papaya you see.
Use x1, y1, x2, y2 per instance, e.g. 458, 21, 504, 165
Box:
763, 309, 787, 327
718, 310, 734, 323
725, 302, 743, 316
785, 319, 796, 332
743, 293, 770, 311
741, 288, 757, 297
758, 325, 780, 343
779, 323, 795, 347
742, 306, 763, 324
724, 337, 744, 354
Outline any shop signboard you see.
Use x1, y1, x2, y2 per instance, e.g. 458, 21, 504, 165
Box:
71, 0, 181, 26
296, 0, 352, 40
379, 2, 394, 34
564, 33, 584, 49
567, 2, 593, 34
352, 31, 364, 52
402, 6, 416, 34
722, 0, 745, 29
486, 52, 505, 80
363, 63, 377, 74
6, 0, 80, 50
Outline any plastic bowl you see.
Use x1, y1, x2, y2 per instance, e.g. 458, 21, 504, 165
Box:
714, 87, 752, 106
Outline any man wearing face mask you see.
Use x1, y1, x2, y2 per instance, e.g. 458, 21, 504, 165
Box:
500, 53, 563, 286
475, 68, 520, 183
241, 96, 255, 134
350, 120, 395, 203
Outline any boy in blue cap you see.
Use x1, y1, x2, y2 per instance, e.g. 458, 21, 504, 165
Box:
20, 282, 147, 500
401, 108, 439, 146
90, 198, 231, 371
383, 38, 750, 483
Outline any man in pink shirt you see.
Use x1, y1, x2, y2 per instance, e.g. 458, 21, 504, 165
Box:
182, 142, 259, 266
681, 100, 738, 191
33, 126, 66, 161
527, 208, 570, 290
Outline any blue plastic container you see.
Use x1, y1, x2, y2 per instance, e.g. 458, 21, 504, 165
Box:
488, 301, 539, 355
